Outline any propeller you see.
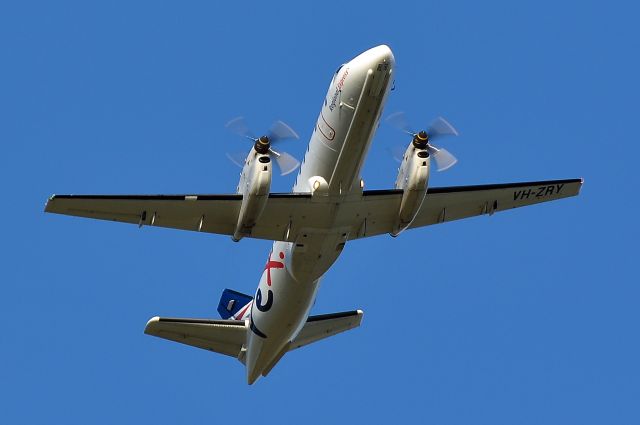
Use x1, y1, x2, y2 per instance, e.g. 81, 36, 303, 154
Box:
386, 112, 459, 171
225, 117, 301, 176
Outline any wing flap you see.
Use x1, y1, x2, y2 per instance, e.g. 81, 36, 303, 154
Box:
144, 317, 246, 358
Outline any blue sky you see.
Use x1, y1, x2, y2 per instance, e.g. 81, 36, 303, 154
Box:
1, 1, 638, 424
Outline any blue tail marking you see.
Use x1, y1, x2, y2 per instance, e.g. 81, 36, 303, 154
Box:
217, 288, 253, 319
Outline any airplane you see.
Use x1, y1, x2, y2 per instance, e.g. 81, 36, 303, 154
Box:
44, 45, 582, 384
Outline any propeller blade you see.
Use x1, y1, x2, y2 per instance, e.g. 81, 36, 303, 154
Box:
385, 111, 415, 135
225, 151, 246, 168
386, 113, 459, 170
389, 146, 405, 163
427, 116, 459, 141
270, 148, 300, 176
268, 120, 300, 143
226, 117, 301, 175
225, 116, 256, 140
427, 146, 458, 171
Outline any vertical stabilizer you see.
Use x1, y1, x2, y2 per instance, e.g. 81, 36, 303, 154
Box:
217, 288, 253, 320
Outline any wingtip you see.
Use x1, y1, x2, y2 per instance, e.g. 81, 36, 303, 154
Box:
44, 194, 56, 212
144, 316, 161, 334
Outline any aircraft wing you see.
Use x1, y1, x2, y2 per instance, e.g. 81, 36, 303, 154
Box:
44, 193, 314, 242
45, 178, 581, 242
349, 178, 583, 239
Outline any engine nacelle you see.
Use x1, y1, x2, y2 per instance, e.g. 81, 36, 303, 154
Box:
233, 153, 272, 241
391, 145, 431, 236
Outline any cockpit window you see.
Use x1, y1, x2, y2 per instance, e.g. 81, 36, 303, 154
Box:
331, 64, 346, 84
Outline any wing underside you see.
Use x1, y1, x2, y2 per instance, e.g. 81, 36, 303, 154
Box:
360, 178, 584, 238
144, 317, 246, 358
45, 178, 582, 241
290, 310, 364, 350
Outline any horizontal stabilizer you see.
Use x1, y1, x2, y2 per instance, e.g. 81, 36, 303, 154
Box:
290, 310, 363, 351
144, 310, 363, 365
257, 310, 364, 378
144, 317, 246, 358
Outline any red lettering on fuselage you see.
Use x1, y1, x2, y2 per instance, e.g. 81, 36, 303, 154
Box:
263, 251, 285, 286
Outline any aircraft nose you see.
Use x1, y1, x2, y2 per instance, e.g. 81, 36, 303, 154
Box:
369, 44, 395, 64
352, 44, 395, 69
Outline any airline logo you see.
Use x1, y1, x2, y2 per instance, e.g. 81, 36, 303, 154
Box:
249, 250, 286, 338
232, 301, 252, 320
329, 67, 349, 111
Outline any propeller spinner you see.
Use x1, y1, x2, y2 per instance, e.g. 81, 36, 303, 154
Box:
225, 117, 301, 176
386, 112, 460, 171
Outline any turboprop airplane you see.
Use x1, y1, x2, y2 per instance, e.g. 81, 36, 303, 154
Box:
44, 45, 582, 384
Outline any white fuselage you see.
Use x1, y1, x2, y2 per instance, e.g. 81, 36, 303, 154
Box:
245, 45, 395, 383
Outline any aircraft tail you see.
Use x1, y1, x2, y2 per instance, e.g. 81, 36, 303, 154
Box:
217, 288, 253, 320
260, 310, 364, 377
143, 309, 364, 382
